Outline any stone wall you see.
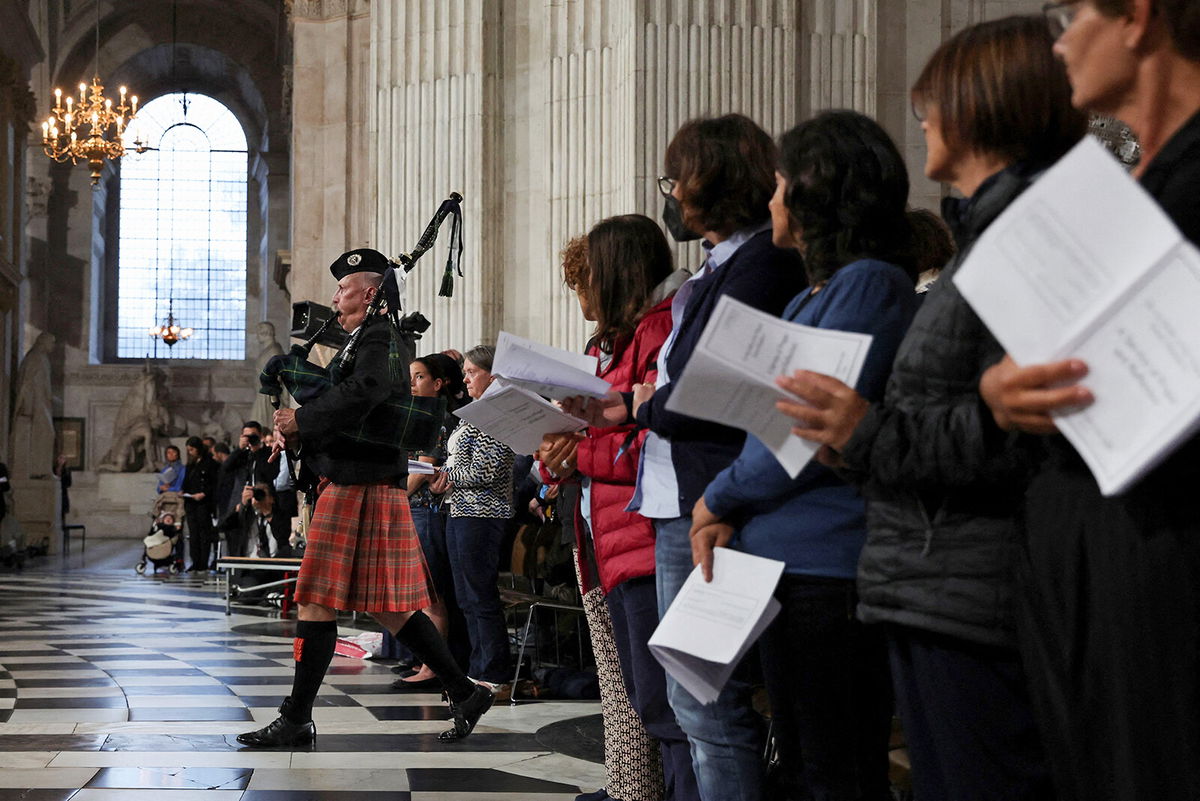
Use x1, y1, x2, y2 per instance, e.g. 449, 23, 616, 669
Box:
289, 0, 1042, 354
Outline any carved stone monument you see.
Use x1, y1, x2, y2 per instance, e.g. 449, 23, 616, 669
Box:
250, 321, 287, 428
9, 331, 55, 480
96, 366, 172, 472
7, 332, 61, 549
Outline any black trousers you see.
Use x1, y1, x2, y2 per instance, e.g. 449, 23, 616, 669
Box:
758, 574, 893, 801
184, 500, 216, 569
888, 624, 1053, 801
1019, 464, 1200, 801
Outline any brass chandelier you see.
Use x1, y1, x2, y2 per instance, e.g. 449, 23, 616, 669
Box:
149, 299, 194, 348
41, 0, 141, 185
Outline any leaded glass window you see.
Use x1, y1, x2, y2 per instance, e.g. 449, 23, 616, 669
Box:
116, 93, 248, 360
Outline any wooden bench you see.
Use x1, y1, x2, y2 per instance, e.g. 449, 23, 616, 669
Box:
215, 556, 304, 616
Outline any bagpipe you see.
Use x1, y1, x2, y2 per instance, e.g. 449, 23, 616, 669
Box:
258, 193, 464, 456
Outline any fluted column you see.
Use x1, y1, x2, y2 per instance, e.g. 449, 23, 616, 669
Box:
370, 0, 887, 353
371, 0, 501, 354
290, 0, 375, 316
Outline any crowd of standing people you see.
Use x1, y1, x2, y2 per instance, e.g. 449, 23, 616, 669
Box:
151, 3, 1200, 801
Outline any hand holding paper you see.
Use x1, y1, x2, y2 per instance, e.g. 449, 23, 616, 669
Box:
956, 137, 1200, 495
649, 548, 784, 705
492, 331, 611, 401
453, 380, 587, 455
978, 355, 1094, 434
664, 295, 873, 476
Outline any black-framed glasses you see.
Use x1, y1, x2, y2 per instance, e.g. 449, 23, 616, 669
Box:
911, 98, 927, 124
657, 176, 676, 198
1042, 1, 1079, 38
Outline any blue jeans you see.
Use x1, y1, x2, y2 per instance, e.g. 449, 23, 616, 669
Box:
655, 515, 765, 801
446, 515, 511, 683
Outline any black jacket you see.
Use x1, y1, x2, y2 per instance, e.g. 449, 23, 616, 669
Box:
634, 228, 806, 511
295, 323, 412, 485
847, 166, 1036, 648
181, 455, 219, 511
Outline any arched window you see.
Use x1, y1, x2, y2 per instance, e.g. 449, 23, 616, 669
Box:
115, 93, 248, 359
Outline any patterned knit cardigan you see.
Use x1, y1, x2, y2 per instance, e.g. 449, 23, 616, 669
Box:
444, 421, 515, 519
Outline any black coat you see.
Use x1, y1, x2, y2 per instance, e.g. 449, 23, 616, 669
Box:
181, 455, 218, 511
634, 228, 806, 510
295, 323, 413, 485
846, 166, 1035, 648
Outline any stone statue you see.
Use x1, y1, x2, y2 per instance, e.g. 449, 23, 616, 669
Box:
250, 321, 287, 428
9, 332, 56, 480
96, 365, 171, 473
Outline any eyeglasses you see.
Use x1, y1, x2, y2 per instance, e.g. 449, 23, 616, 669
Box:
911, 98, 927, 124
657, 176, 676, 198
1042, 1, 1079, 38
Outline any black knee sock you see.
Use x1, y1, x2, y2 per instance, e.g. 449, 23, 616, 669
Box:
283, 619, 337, 723
393, 611, 475, 703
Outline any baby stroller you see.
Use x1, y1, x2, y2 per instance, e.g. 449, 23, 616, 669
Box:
137, 512, 185, 575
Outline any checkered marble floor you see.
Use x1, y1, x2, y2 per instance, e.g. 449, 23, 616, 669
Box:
0, 543, 604, 800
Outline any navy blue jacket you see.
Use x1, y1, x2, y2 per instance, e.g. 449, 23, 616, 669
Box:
635, 228, 806, 511
705, 259, 916, 578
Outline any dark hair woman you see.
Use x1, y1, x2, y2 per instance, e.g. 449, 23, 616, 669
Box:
441, 345, 516, 692
394, 354, 462, 689
181, 435, 218, 572
549, 215, 693, 801
979, 2, 1200, 798
775, 15, 1086, 800
691, 109, 918, 801
566, 113, 807, 801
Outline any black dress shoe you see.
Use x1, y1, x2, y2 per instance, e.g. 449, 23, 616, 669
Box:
236, 715, 316, 747
390, 676, 440, 691
438, 684, 494, 741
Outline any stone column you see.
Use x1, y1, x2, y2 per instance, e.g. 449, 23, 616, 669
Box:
289, 0, 375, 312
368, 0, 881, 353
371, 0, 503, 354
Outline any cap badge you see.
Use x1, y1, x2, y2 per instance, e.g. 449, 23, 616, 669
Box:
347, 253, 362, 266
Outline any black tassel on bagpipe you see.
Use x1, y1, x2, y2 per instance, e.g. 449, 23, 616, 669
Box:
392, 191, 464, 298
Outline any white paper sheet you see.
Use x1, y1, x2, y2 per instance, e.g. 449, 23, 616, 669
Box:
406, 460, 436, 475
955, 137, 1200, 496
492, 331, 611, 400
452, 380, 588, 454
649, 548, 784, 705
664, 295, 873, 476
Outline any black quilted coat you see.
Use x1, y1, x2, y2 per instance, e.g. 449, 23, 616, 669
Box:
842, 166, 1035, 648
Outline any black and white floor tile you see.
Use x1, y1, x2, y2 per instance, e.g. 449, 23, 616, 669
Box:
0, 541, 605, 800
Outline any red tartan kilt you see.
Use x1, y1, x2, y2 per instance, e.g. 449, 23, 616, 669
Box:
294, 479, 436, 613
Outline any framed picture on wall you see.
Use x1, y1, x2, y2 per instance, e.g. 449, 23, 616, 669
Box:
53, 417, 86, 470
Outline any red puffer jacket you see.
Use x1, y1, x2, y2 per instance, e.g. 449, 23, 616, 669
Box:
575, 295, 674, 593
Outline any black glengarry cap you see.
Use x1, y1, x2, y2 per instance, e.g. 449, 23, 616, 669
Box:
329, 248, 392, 279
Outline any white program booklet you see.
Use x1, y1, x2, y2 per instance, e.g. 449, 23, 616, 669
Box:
492, 330, 611, 400
406, 460, 436, 475
664, 295, 873, 476
954, 136, 1200, 496
452, 379, 588, 455
648, 548, 784, 705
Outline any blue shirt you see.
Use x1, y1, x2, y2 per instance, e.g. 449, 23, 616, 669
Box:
703, 259, 916, 577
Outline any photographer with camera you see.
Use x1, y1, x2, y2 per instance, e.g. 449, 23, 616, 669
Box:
218, 422, 279, 550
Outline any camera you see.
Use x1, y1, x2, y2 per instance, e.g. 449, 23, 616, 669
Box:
252, 487, 268, 502
246, 433, 261, 448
